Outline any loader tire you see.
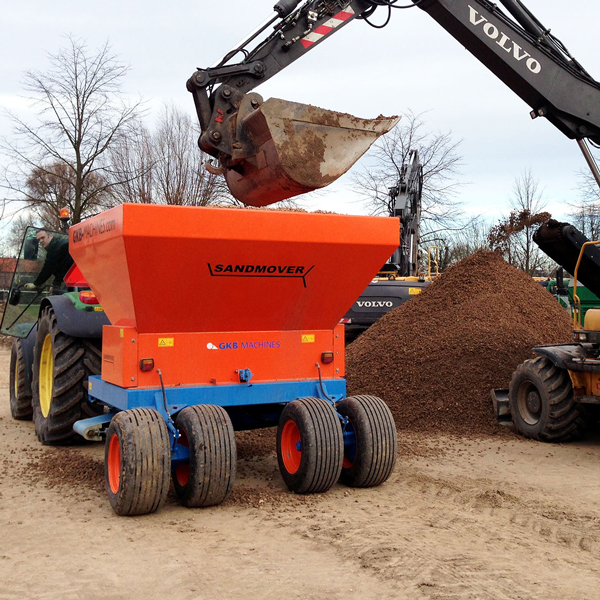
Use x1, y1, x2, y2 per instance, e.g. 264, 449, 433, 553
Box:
336, 395, 397, 488
105, 409, 171, 516
32, 306, 103, 445
277, 397, 343, 494
10, 338, 33, 420
508, 356, 586, 442
173, 405, 237, 508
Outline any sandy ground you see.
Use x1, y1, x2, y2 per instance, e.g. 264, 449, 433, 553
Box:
1, 346, 600, 600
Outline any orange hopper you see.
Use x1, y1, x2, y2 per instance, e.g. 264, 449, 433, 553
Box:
69, 205, 399, 388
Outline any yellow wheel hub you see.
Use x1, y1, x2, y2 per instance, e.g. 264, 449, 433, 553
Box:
39, 334, 54, 418
14, 355, 19, 398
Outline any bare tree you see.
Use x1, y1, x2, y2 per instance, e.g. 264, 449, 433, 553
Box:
569, 153, 600, 239
433, 217, 492, 270
568, 198, 600, 240
105, 121, 154, 205
352, 110, 464, 241
107, 104, 232, 207
0, 36, 143, 224
488, 170, 551, 275
24, 161, 110, 228
152, 104, 230, 206
0, 215, 38, 258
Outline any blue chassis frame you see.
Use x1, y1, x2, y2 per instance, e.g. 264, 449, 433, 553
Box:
82, 375, 352, 466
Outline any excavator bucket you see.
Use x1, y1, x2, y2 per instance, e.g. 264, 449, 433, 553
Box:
225, 98, 400, 206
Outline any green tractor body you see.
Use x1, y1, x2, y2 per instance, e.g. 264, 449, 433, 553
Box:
3, 226, 108, 443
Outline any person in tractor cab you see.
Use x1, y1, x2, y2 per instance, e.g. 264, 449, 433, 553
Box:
23, 229, 73, 293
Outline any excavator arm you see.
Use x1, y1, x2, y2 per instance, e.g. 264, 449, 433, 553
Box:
187, 0, 600, 206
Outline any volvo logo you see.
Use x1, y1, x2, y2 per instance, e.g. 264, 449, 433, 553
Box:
468, 5, 542, 74
356, 300, 394, 308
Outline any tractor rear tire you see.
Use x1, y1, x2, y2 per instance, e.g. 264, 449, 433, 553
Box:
508, 356, 587, 442
336, 395, 397, 488
277, 397, 344, 494
31, 306, 103, 445
9, 338, 33, 420
172, 405, 237, 508
105, 409, 171, 516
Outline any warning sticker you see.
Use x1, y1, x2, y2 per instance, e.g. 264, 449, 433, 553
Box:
301, 334, 315, 343
158, 338, 174, 347
409, 288, 422, 296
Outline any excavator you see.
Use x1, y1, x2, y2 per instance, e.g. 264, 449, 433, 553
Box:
187, 0, 600, 443
343, 150, 433, 342
187, 0, 600, 208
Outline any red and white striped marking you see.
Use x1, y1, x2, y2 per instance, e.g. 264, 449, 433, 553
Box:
300, 8, 355, 49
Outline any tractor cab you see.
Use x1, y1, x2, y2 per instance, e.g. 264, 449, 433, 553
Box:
1, 226, 104, 339
1, 226, 62, 338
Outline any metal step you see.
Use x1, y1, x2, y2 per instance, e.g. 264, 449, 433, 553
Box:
491, 388, 512, 426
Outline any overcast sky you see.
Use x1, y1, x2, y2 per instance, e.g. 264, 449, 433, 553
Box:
1, 0, 599, 223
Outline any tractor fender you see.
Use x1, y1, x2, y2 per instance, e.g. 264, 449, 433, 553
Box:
43, 295, 110, 339
533, 346, 570, 369
532, 344, 600, 372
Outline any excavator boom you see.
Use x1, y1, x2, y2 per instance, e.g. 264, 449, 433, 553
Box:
188, 0, 600, 206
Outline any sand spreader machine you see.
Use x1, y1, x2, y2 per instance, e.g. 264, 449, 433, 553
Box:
56, 204, 399, 515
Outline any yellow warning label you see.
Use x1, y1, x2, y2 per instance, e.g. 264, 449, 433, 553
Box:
408, 288, 422, 296
301, 334, 315, 343
120, 328, 124, 338
158, 338, 175, 347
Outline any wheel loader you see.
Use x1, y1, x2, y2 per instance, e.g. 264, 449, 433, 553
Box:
493, 221, 600, 441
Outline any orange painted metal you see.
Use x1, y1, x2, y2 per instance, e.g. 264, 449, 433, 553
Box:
280, 419, 302, 474
101, 324, 345, 388
101, 326, 139, 388
69, 205, 399, 333
70, 205, 398, 389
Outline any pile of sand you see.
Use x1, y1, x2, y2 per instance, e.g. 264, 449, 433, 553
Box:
346, 251, 574, 435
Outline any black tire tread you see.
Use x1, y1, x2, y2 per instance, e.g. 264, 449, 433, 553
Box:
277, 397, 343, 495
337, 395, 397, 488
9, 339, 33, 420
105, 408, 171, 516
173, 405, 237, 508
508, 356, 587, 442
32, 306, 103, 445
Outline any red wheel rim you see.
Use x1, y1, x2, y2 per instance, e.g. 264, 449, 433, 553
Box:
107, 433, 121, 494
175, 428, 190, 486
175, 465, 190, 486
281, 419, 301, 474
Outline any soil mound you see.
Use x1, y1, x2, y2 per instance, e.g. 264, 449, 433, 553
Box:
346, 251, 573, 436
